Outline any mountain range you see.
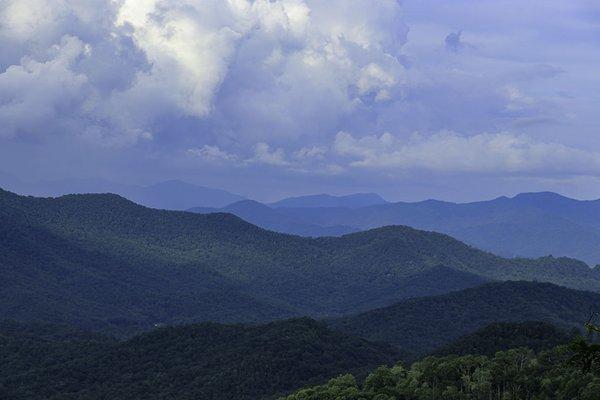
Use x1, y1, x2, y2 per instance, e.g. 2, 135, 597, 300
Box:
0, 176, 245, 210
0, 175, 389, 212
2, 185, 599, 398
7, 174, 600, 264
193, 191, 600, 264
1, 187, 600, 335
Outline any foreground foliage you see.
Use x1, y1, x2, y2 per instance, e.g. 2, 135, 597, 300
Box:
570, 319, 600, 373
281, 347, 600, 400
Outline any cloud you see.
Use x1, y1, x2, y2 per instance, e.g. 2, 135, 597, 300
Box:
0, 0, 408, 147
0, 0, 151, 145
0, 0, 564, 149
115, 0, 244, 118
187, 142, 342, 175
293, 146, 327, 160
0, 35, 89, 138
197, 126, 600, 180
2, 0, 600, 200
444, 31, 463, 51
186, 145, 239, 163
250, 143, 291, 166
334, 130, 600, 176
444, 30, 474, 52
357, 63, 398, 101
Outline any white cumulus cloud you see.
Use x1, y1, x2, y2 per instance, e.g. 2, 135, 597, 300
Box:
0, 0, 408, 146
186, 145, 239, 163
0, 35, 88, 138
334, 130, 600, 176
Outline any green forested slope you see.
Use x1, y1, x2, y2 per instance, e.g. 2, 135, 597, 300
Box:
432, 321, 574, 357
0, 318, 400, 400
0, 203, 293, 334
1, 188, 600, 334
330, 281, 600, 357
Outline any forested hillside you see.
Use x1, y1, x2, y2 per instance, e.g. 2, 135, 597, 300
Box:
2, 188, 600, 334
0, 318, 400, 400
432, 321, 574, 357
330, 281, 600, 357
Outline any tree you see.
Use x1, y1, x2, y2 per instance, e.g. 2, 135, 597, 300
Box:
570, 315, 600, 373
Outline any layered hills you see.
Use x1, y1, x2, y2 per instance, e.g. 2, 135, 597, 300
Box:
196, 191, 600, 264
2, 188, 599, 335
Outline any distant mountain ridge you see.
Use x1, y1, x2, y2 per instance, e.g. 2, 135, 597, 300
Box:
0, 176, 245, 210
8, 173, 600, 263
269, 193, 388, 209
196, 191, 600, 264
131, 180, 245, 210
189, 200, 357, 237
2, 188, 599, 334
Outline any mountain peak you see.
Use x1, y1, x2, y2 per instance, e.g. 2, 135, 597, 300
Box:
270, 192, 387, 209
224, 199, 272, 211
137, 180, 245, 209
512, 191, 572, 202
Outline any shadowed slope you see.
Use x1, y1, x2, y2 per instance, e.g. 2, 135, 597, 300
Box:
0, 318, 400, 400
330, 281, 600, 357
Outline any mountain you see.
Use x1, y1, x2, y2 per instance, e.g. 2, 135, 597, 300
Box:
0, 191, 293, 334
373, 265, 491, 300
511, 191, 600, 227
9, 178, 600, 263
432, 321, 574, 357
0, 318, 400, 400
269, 193, 388, 209
329, 281, 600, 358
2, 187, 600, 334
7, 177, 600, 263
0, 177, 245, 210
0, 171, 23, 193
273, 192, 600, 264
130, 180, 245, 210
189, 200, 357, 237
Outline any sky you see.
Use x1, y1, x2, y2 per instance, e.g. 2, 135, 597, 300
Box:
1, 0, 600, 202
